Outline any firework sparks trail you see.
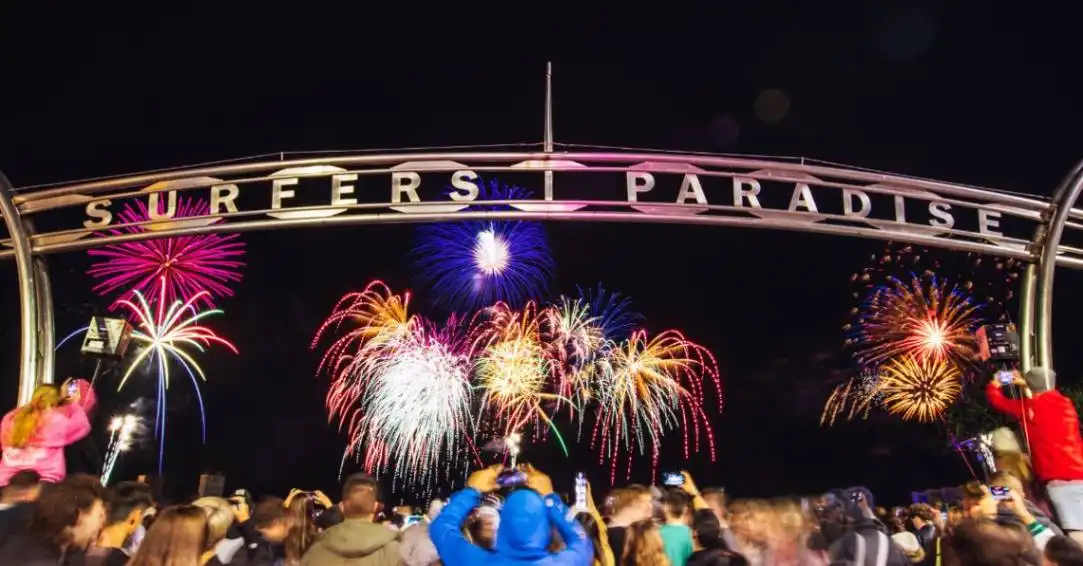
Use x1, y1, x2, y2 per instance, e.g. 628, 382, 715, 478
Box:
116, 276, 238, 473
88, 197, 245, 309
878, 356, 962, 423
473, 302, 571, 455
312, 280, 415, 396
337, 318, 477, 491
543, 297, 605, 417
591, 329, 722, 483
101, 414, 140, 486
413, 179, 553, 311
576, 285, 643, 342
849, 275, 981, 368
821, 367, 882, 426
313, 282, 483, 491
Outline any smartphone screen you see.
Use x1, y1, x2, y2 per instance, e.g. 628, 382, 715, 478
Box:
574, 472, 588, 511
990, 486, 1010, 500
663, 472, 684, 487
67, 381, 78, 396
496, 470, 526, 488
996, 370, 1014, 384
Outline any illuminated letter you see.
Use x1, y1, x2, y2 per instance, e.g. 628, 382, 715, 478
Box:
210, 184, 239, 215
676, 174, 708, 205
893, 195, 907, 223
928, 201, 954, 229
391, 172, 422, 203
842, 189, 871, 218
978, 209, 1003, 236
450, 170, 480, 202
626, 172, 654, 202
787, 183, 818, 213
84, 199, 112, 229
732, 177, 762, 208
331, 174, 358, 206
147, 191, 177, 220
271, 178, 298, 210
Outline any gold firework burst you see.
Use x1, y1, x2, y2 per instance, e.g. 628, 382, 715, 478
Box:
878, 356, 962, 422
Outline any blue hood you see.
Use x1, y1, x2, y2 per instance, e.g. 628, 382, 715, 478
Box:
495, 490, 552, 560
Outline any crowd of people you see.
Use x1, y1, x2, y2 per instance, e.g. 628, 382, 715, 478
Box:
1, 369, 1083, 565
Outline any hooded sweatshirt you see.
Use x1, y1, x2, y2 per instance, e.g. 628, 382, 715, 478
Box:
300, 519, 400, 566
431, 487, 593, 566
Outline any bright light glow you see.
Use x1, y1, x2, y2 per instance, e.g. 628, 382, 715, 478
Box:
102, 414, 140, 485
473, 229, 510, 275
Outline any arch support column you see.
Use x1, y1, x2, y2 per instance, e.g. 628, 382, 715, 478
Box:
1018, 263, 1036, 374
34, 258, 54, 386
0, 172, 39, 405
1033, 160, 1083, 389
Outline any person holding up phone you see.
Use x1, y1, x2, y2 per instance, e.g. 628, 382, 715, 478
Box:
430, 464, 593, 566
0, 379, 96, 484
986, 367, 1083, 543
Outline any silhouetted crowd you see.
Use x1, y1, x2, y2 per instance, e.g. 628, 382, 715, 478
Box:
0, 464, 1082, 566
4, 370, 1083, 565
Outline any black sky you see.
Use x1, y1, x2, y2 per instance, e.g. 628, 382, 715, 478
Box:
2, 2, 1083, 504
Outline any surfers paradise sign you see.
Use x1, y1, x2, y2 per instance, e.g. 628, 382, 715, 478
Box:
80, 168, 1014, 235
12, 153, 1046, 259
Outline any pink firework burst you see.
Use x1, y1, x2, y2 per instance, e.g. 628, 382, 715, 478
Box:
87, 197, 245, 309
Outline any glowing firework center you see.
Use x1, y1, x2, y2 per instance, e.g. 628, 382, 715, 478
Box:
474, 228, 510, 276
3, 73, 1083, 404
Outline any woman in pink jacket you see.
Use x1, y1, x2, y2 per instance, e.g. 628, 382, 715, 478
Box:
0, 379, 96, 484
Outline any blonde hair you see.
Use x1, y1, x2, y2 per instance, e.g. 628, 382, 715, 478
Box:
610, 485, 651, 515
191, 497, 234, 546
6, 385, 61, 448
127, 505, 208, 566
772, 499, 806, 541
622, 520, 667, 566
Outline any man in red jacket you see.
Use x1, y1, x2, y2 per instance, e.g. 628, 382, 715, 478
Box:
987, 367, 1083, 541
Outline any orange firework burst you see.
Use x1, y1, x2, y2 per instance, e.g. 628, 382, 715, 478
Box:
878, 356, 962, 422
312, 281, 416, 420
592, 329, 721, 482
849, 275, 981, 368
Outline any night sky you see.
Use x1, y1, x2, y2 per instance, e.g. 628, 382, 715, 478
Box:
3, 3, 1083, 505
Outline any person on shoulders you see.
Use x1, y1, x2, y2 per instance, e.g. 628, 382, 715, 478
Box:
0, 381, 96, 485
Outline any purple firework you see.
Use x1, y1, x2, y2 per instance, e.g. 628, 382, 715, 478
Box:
87, 197, 245, 309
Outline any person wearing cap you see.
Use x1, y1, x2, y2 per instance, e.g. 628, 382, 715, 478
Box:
987, 367, 1083, 542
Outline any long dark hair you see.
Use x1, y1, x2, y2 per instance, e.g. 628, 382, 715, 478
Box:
284, 496, 317, 564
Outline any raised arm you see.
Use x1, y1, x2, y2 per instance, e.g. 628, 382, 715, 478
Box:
986, 380, 1024, 419
430, 465, 500, 566
546, 493, 593, 566
429, 488, 490, 565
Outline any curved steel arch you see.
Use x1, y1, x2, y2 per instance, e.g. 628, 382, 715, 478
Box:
5, 149, 1082, 402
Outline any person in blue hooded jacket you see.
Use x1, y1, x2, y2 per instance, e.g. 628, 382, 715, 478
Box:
431, 463, 594, 566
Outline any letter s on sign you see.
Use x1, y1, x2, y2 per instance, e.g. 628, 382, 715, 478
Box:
84, 199, 113, 229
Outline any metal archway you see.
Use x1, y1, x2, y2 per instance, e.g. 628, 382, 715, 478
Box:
4, 148, 1083, 403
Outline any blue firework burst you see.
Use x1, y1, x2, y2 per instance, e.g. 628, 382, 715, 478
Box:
413, 179, 554, 311
576, 284, 642, 341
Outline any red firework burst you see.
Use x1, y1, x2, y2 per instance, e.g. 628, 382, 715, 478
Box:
87, 197, 245, 308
